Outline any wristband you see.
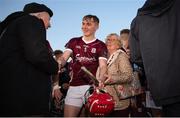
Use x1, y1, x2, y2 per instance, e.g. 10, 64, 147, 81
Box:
53, 84, 61, 90
52, 84, 61, 97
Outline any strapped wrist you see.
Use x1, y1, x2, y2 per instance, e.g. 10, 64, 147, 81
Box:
53, 84, 61, 90
53, 82, 61, 90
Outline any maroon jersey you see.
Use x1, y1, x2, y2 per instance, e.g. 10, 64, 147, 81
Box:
65, 36, 107, 86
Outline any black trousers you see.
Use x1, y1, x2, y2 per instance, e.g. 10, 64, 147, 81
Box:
162, 101, 180, 117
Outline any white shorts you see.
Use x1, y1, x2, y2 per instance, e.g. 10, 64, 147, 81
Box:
64, 85, 91, 107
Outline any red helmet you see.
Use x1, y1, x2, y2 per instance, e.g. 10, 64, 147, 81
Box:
85, 88, 115, 116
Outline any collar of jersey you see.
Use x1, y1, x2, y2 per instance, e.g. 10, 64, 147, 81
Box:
82, 36, 97, 44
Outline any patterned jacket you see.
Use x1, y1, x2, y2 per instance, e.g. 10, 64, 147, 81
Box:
98, 49, 133, 110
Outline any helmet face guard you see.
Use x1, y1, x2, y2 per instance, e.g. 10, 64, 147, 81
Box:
84, 87, 115, 116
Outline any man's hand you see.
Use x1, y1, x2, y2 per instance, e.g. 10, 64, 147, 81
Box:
98, 80, 104, 90
52, 85, 63, 108
54, 89, 63, 108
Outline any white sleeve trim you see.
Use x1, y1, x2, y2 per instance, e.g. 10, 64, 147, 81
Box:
99, 57, 107, 60
65, 48, 73, 53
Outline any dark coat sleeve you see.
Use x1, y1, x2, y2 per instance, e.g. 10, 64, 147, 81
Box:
129, 17, 144, 68
17, 15, 58, 74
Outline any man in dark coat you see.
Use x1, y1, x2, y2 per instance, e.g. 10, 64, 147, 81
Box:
0, 2, 58, 116
130, 0, 180, 116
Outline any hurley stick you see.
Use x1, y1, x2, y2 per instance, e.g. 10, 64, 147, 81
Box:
81, 66, 99, 85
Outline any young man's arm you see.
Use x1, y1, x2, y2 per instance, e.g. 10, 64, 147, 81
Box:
52, 49, 72, 86
58, 49, 72, 68
52, 49, 71, 102
98, 58, 108, 82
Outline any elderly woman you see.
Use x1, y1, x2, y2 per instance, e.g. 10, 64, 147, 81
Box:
99, 33, 133, 117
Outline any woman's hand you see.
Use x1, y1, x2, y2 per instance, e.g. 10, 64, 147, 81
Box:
104, 75, 115, 85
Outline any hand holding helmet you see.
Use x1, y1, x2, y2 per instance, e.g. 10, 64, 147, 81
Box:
81, 66, 115, 116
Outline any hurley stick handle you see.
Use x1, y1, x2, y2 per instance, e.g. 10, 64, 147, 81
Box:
81, 66, 99, 85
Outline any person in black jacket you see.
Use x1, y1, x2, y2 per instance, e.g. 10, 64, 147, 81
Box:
130, 0, 180, 116
0, 2, 58, 116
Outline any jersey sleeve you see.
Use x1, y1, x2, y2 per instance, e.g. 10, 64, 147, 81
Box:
64, 38, 76, 52
98, 41, 108, 60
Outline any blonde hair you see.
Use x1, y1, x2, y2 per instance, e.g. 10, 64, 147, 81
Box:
105, 33, 122, 48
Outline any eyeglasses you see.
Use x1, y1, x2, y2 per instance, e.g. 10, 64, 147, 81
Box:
107, 38, 116, 42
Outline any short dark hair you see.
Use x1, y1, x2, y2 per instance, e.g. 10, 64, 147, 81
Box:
83, 14, 99, 24
53, 50, 63, 56
120, 29, 130, 35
